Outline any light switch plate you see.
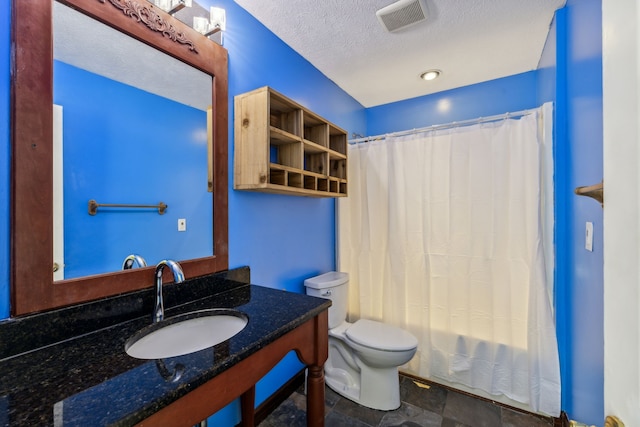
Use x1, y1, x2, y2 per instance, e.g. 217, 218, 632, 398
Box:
585, 222, 593, 251
178, 218, 187, 232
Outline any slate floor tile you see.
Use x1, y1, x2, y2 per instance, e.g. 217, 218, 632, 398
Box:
400, 376, 448, 415
378, 401, 443, 427
442, 390, 501, 427
501, 407, 553, 427
258, 397, 307, 427
325, 410, 373, 427
261, 374, 556, 427
333, 393, 387, 426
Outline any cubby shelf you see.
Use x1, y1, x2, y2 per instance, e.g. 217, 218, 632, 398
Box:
234, 86, 348, 197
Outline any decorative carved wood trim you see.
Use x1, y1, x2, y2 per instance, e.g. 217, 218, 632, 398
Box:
96, 0, 198, 52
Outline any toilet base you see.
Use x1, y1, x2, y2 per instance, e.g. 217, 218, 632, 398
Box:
325, 362, 401, 411
325, 368, 360, 403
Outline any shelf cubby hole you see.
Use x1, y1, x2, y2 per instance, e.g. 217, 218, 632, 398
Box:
304, 122, 328, 147
303, 111, 327, 144
270, 142, 302, 169
329, 158, 347, 179
304, 175, 317, 190
269, 169, 286, 186
304, 152, 328, 175
340, 182, 347, 194
329, 179, 338, 193
269, 94, 302, 136
317, 178, 329, 192
329, 125, 347, 154
289, 172, 303, 188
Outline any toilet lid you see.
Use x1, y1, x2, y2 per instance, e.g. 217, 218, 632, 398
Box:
346, 319, 418, 351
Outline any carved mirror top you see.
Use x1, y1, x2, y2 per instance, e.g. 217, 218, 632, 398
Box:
99, 0, 199, 51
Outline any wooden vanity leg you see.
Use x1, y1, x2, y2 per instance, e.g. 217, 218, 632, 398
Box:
240, 385, 255, 427
306, 365, 325, 427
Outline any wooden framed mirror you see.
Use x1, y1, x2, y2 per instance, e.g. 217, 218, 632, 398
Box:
11, 0, 228, 315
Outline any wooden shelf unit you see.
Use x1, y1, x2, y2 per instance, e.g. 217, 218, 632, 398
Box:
234, 87, 348, 197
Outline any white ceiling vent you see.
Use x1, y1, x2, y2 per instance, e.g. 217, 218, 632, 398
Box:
376, 0, 427, 33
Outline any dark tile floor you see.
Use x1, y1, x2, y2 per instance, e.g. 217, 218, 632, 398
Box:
259, 375, 553, 427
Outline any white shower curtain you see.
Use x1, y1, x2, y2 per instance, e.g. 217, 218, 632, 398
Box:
338, 109, 560, 416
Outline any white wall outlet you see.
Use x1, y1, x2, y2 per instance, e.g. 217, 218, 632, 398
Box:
178, 218, 187, 232
585, 221, 593, 251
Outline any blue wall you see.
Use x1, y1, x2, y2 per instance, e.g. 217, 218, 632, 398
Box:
559, 0, 604, 424
366, 71, 539, 135
219, 0, 365, 294
203, 0, 365, 424
538, 2, 604, 424
539, 7, 575, 420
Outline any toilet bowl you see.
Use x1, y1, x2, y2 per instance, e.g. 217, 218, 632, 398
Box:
304, 272, 418, 411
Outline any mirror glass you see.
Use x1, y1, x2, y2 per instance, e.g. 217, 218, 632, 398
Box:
53, 3, 213, 280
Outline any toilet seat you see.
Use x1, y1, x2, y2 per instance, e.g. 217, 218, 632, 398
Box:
346, 319, 418, 351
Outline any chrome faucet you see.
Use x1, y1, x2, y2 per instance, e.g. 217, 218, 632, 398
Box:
154, 260, 185, 323
122, 254, 147, 270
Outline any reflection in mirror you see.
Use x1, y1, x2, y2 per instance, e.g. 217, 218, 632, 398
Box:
53, 3, 213, 280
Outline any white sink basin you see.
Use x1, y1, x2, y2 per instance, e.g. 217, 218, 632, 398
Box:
125, 309, 248, 359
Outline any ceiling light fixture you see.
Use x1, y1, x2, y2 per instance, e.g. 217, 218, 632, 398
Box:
420, 69, 441, 81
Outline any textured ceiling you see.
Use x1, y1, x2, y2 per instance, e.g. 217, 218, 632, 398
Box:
233, 0, 566, 107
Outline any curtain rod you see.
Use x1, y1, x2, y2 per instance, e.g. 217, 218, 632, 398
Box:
348, 107, 540, 145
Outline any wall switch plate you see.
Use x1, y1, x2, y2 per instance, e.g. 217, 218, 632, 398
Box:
178, 218, 186, 232
585, 221, 593, 251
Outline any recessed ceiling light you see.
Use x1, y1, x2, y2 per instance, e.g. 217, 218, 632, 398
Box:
420, 69, 441, 81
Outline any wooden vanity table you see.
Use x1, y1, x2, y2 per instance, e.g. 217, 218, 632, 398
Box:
137, 311, 328, 427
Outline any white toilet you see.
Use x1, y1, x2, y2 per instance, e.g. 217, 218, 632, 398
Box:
304, 271, 418, 411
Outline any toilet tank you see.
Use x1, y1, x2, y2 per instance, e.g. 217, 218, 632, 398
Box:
304, 272, 348, 329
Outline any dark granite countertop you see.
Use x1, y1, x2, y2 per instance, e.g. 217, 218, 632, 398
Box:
0, 267, 331, 426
